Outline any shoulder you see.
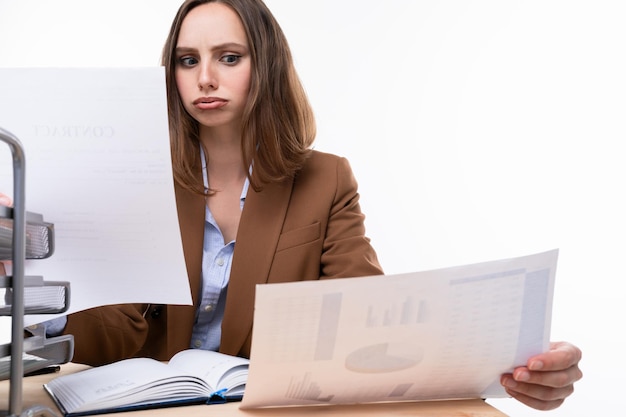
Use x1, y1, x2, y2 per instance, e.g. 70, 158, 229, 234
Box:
299, 150, 354, 178
292, 150, 359, 196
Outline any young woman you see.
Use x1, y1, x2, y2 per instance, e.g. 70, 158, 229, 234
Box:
55, 0, 384, 362
3, 0, 582, 411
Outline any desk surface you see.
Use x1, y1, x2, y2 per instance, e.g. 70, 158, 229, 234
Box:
1, 363, 508, 416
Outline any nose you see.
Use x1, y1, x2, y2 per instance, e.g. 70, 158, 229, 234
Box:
198, 62, 217, 91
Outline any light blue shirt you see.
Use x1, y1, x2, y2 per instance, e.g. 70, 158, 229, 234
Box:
189, 179, 248, 351
190, 147, 249, 351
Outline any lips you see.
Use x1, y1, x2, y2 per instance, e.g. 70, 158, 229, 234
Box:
193, 97, 228, 110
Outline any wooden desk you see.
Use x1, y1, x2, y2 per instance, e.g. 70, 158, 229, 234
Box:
1, 363, 508, 416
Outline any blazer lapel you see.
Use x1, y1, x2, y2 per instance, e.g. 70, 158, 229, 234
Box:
220, 178, 293, 355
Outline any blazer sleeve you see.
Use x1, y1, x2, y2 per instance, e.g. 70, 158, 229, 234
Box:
320, 156, 383, 279
63, 303, 149, 366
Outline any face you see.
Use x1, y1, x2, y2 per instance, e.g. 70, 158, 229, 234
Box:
175, 2, 251, 133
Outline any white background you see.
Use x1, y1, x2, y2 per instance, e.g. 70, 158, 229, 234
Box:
1, 1, 624, 415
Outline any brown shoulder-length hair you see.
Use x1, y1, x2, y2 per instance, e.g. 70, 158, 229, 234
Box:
161, 0, 316, 194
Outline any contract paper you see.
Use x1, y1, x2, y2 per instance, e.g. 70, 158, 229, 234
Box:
0, 67, 192, 327
242, 249, 557, 408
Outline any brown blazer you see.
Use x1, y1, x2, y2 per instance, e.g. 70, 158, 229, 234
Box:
65, 151, 383, 365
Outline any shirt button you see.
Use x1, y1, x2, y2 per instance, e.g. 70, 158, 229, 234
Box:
216, 258, 225, 266
204, 304, 214, 312
150, 305, 163, 319
193, 340, 202, 348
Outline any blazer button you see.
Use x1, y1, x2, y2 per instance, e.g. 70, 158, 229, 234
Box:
150, 305, 163, 319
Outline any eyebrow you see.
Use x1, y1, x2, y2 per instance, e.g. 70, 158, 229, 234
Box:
175, 42, 248, 55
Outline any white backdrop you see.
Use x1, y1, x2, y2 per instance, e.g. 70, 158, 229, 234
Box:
1, 1, 624, 415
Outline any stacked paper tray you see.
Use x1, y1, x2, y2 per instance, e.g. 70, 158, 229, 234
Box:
0, 206, 54, 260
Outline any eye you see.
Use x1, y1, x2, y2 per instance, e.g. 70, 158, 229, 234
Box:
220, 54, 242, 65
178, 56, 198, 67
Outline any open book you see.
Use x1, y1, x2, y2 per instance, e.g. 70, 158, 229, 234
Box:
44, 349, 249, 417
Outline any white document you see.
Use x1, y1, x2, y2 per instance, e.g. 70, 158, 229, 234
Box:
0, 67, 192, 326
242, 249, 557, 408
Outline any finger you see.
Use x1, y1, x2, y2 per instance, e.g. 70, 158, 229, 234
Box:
502, 373, 575, 405
513, 364, 583, 389
0, 193, 12, 206
528, 341, 582, 372
504, 369, 577, 395
503, 386, 565, 411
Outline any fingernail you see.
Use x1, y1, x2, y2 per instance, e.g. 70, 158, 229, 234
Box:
515, 370, 530, 382
529, 360, 544, 371
502, 377, 517, 388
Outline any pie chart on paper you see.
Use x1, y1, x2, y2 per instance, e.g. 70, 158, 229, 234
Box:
344, 343, 423, 373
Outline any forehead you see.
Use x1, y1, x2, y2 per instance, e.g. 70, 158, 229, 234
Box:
178, 2, 247, 47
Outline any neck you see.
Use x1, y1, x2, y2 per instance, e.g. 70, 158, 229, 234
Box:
199, 125, 247, 189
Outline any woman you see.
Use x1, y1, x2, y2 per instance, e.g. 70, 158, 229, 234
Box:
4, 0, 581, 411
60, 0, 383, 363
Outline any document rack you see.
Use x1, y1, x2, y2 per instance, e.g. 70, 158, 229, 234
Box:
1, 127, 73, 417
1, 208, 55, 261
